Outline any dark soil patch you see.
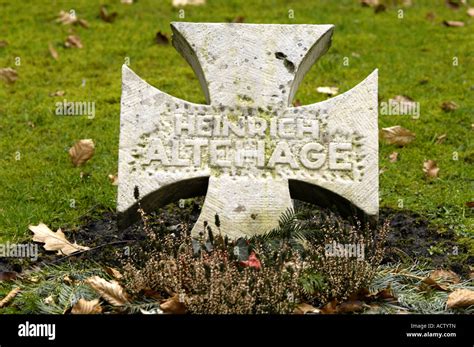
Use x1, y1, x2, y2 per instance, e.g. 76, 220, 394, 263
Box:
380, 208, 471, 275
1, 198, 471, 278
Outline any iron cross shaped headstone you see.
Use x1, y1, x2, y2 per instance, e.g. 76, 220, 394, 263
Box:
118, 22, 378, 239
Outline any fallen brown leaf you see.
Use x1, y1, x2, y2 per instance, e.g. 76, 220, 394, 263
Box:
435, 134, 447, 144
441, 101, 458, 112
316, 86, 339, 96
78, 19, 90, 28
422, 269, 460, 291
443, 20, 465, 27
108, 174, 118, 185
390, 95, 418, 115
142, 289, 162, 300
446, 0, 465, 10
69, 139, 95, 167
56, 10, 89, 28
374, 4, 386, 13
99, 5, 118, 23
423, 160, 439, 178
56, 10, 77, 25
0, 272, 17, 281
104, 266, 123, 279
466, 201, 474, 208
320, 300, 338, 314
48, 42, 59, 60
447, 289, 474, 309
65, 35, 83, 49
338, 300, 365, 313
49, 90, 65, 97
0, 287, 20, 308
381, 126, 416, 146
373, 286, 396, 300
86, 276, 129, 306
29, 223, 90, 255
360, 0, 379, 6
232, 16, 245, 23
71, 298, 102, 314
172, 0, 206, 7
389, 152, 399, 163
155, 31, 169, 45
0, 67, 18, 83
292, 99, 302, 107
432, 269, 460, 284
294, 302, 320, 314
160, 294, 186, 314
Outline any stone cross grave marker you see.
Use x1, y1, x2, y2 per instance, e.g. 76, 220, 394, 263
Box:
118, 22, 378, 239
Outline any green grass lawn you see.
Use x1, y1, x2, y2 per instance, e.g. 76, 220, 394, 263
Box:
0, 0, 473, 243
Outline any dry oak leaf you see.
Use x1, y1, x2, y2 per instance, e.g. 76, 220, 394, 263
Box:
0, 271, 17, 281
430, 269, 460, 284
320, 300, 338, 314
99, 5, 118, 23
0, 67, 18, 83
56, 10, 89, 28
389, 152, 399, 163
48, 42, 59, 60
49, 90, 65, 97
64, 35, 83, 49
443, 20, 465, 27
447, 289, 474, 309
441, 101, 458, 112
381, 126, 415, 146
422, 269, 460, 291
423, 160, 439, 178
390, 95, 418, 115
86, 276, 129, 306
294, 302, 320, 314
172, 0, 206, 7
108, 174, 118, 186
360, 0, 379, 6
0, 287, 20, 308
29, 223, 89, 255
104, 266, 123, 280
445, 0, 466, 9
69, 139, 95, 167
337, 300, 365, 313
160, 294, 186, 314
56, 10, 77, 25
435, 133, 447, 144
71, 298, 102, 314
372, 286, 396, 301
316, 86, 339, 96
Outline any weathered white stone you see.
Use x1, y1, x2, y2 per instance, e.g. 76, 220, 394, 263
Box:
118, 22, 378, 238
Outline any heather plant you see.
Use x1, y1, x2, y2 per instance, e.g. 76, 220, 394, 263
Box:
122, 201, 388, 313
